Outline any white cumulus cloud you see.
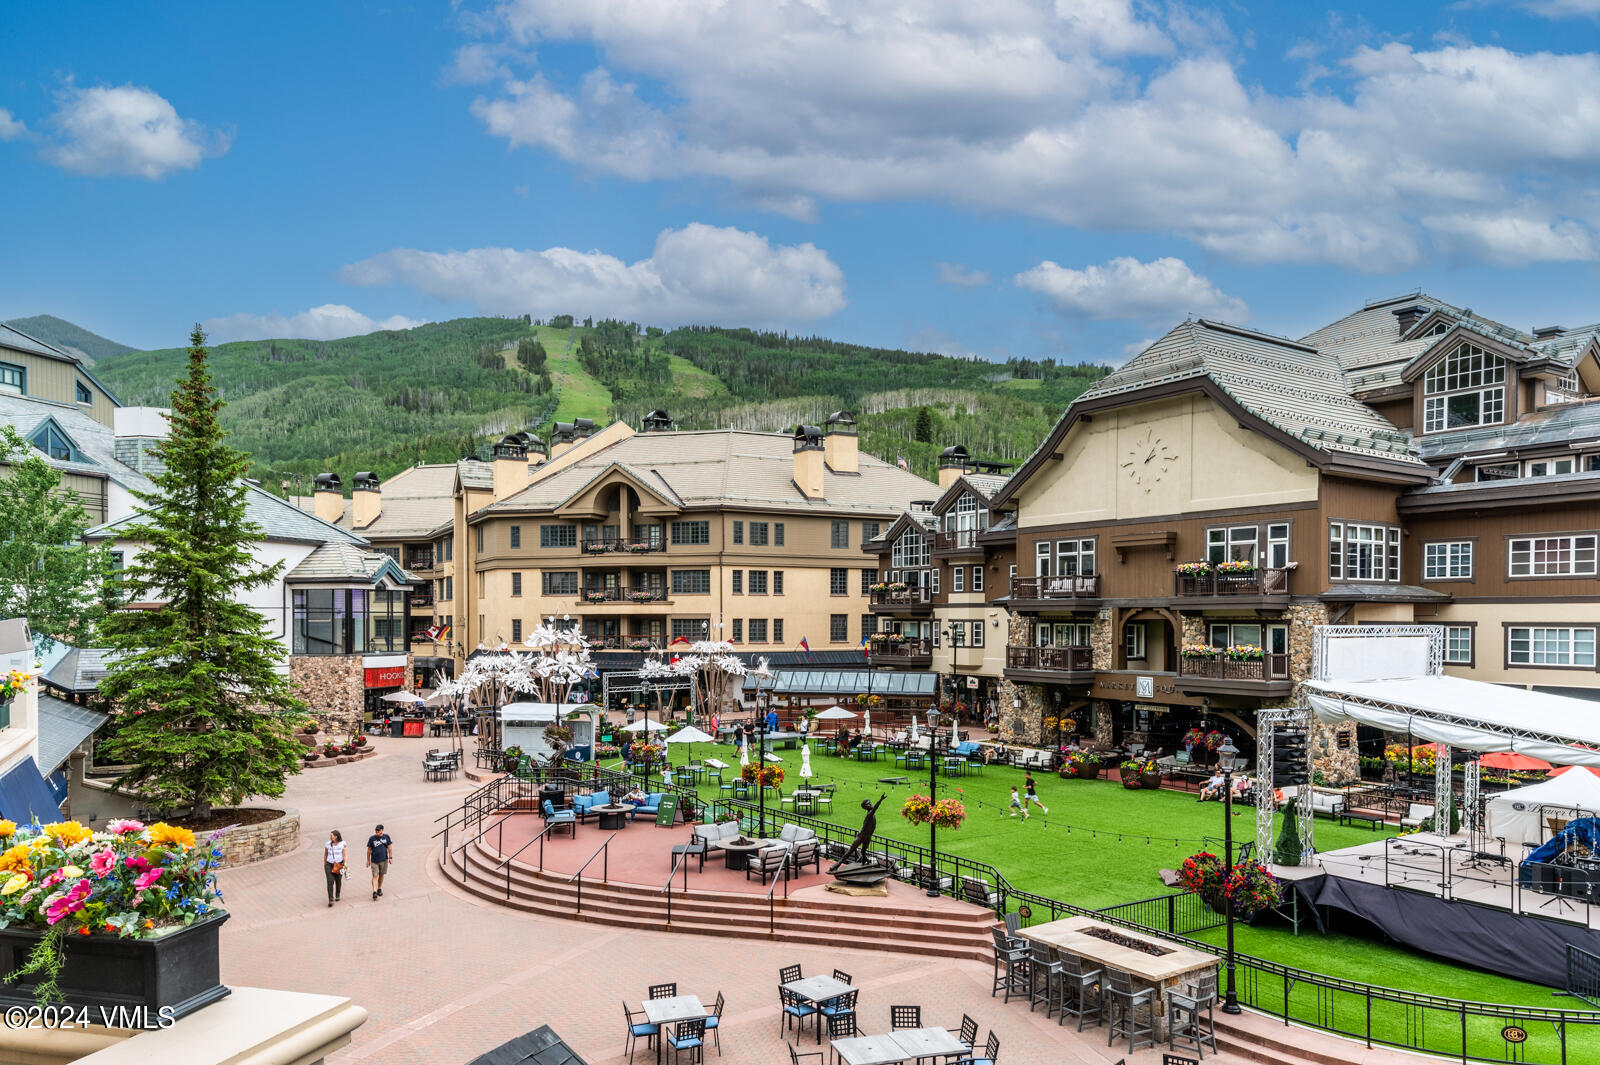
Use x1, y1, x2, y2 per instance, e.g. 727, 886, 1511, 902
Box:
44, 84, 227, 179
935, 262, 990, 289
0, 109, 26, 141
340, 223, 846, 326
1014, 256, 1248, 322
202, 305, 426, 344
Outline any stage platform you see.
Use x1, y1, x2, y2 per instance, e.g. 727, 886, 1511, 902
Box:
1275, 833, 1600, 986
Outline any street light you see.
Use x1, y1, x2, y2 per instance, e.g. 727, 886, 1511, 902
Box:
1217, 734, 1242, 1015
925, 705, 946, 897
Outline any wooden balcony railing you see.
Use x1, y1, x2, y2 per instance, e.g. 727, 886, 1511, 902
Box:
1006, 645, 1094, 672
408, 589, 434, 608
1178, 653, 1291, 682
1172, 567, 1291, 598
869, 586, 934, 608
578, 586, 668, 604
405, 552, 435, 572
1010, 574, 1101, 600
932, 529, 984, 552
581, 538, 664, 555
871, 637, 933, 661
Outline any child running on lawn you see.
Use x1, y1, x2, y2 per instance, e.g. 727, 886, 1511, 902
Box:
1008, 785, 1029, 820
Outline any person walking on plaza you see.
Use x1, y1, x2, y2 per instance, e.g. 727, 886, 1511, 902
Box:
1008, 785, 1028, 820
324, 829, 346, 907
1023, 771, 1049, 814
367, 824, 395, 900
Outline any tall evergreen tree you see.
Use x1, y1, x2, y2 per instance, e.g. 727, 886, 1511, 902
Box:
0, 426, 112, 643
913, 405, 933, 443
98, 326, 305, 819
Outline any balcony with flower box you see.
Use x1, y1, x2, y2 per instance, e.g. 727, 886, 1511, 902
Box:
1008, 574, 1102, 611
868, 583, 933, 614
581, 537, 666, 560
408, 586, 435, 609
576, 586, 672, 612
1004, 644, 1095, 685
1175, 645, 1293, 697
1171, 561, 1292, 609
869, 635, 932, 666
589, 634, 667, 652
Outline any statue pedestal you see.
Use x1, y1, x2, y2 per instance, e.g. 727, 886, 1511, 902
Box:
826, 881, 888, 897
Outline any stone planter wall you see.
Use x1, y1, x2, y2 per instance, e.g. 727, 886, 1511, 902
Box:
301, 746, 377, 769
200, 808, 300, 868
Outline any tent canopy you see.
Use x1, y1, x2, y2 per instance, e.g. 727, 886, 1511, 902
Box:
1306, 675, 1600, 767
1486, 771, 1600, 845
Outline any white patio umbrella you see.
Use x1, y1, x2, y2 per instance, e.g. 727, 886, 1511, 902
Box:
381, 691, 424, 704
814, 706, 856, 720
739, 739, 749, 766
665, 725, 716, 763
864, 707, 872, 741
800, 742, 813, 779
909, 712, 920, 742
422, 691, 452, 707
623, 719, 669, 733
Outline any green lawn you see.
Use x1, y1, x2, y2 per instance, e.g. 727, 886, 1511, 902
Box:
608, 737, 1600, 1057
666, 353, 729, 399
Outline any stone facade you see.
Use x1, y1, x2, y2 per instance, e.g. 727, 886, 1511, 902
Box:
1089, 613, 1115, 669
201, 808, 300, 868
997, 612, 1046, 744
289, 655, 368, 734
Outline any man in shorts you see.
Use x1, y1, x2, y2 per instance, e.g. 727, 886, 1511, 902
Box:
367, 824, 395, 900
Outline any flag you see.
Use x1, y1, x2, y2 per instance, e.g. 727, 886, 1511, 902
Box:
799, 637, 811, 660
423, 624, 442, 641
896, 454, 909, 470
439, 622, 452, 640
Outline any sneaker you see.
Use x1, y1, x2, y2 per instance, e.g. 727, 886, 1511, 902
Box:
372, 890, 378, 900
328, 901, 334, 907
1041, 807, 1049, 814
1009, 812, 1016, 817
377, 888, 383, 897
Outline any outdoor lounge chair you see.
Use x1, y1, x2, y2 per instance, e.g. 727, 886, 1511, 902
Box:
541, 799, 576, 838
1401, 803, 1435, 829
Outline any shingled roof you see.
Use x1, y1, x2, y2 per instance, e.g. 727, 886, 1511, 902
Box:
90, 482, 367, 545
285, 540, 411, 584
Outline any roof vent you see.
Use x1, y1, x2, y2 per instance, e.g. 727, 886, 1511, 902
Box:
1391, 303, 1430, 334
792, 425, 824, 452
642, 409, 674, 432
572, 417, 595, 435
824, 410, 857, 433
1533, 325, 1565, 339
313, 472, 342, 493
938, 444, 970, 469
492, 434, 528, 460
353, 471, 380, 491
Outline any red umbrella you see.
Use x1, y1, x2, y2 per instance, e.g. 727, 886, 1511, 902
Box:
1551, 765, 1600, 779
1479, 752, 1552, 772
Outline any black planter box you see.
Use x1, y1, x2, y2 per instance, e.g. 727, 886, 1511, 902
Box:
0, 912, 229, 1020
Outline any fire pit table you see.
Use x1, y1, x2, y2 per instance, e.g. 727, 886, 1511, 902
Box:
715, 838, 765, 871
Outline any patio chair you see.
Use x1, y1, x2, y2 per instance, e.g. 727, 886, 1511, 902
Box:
819, 987, 858, 1031
788, 1045, 823, 1065
1028, 942, 1064, 1017
703, 990, 725, 1055
823, 1007, 858, 1043
541, 800, 576, 839
622, 1000, 659, 1065
831, 969, 852, 985
1104, 969, 1155, 1052
650, 982, 678, 1000
949, 1014, 979, 1060
746, 847, 791, 885
780, 964, 803, 984
1003, 911, 1022, 935
668, 1017, 706, 1065
792, 839, 822, 876
890, 1004, 921, 1030
779, 986, 817, 1039
990, 928, 1030, 1002
1168, 970, 1218, 1058
1058, 953, 1103, 1031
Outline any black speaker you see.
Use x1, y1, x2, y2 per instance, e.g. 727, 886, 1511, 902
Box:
1273, 728, 1309, 788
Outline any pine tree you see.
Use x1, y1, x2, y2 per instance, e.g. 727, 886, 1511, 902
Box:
913, 405, 933, 443
0, 426, 112, 643
98, 326, 306, 819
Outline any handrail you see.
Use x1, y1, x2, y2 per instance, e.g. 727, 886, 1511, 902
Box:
661, 844, 693, 925
764, 848, 791, 934
567, 835, 612, 914
491, 822, 557, 898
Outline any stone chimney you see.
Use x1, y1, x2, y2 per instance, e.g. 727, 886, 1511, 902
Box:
823, 410, 858, 473
492, 434, 532, 501
938, 445, 970, 491
352, 471, 381, 529
313, 472, 344, 525
792, 424, 826, 500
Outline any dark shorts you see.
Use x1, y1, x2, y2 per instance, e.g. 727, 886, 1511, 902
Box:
371, 860, 389, 875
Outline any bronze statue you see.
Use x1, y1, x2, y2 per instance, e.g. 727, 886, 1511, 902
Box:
829, 795, 889, 882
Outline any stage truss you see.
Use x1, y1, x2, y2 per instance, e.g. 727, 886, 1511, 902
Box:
601, 670, 698, 707
1256, 706, 1314, 865
1309, 623, 1445, 682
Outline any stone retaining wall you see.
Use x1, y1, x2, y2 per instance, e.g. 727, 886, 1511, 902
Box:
201, 808, 300, 868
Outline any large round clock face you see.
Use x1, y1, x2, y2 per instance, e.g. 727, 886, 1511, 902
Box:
1120, 428, 1179, 493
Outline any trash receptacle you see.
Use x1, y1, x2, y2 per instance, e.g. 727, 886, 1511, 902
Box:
389, 718, 406, 738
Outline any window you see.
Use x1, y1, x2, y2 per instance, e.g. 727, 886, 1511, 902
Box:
1057, 538, 1096, 576
31, 425, 75, 461
1422, 343, 1506, 433
539, 524, 575, 548
831, 520, 849, 549
1508, 626, 1596, 667
863, 521, 880, 542
732, 570, 743, 594
671, 520, 710, 545
441, 537, 453, 562
830, 614, 848, 642
75, 380, 92, 404
732, 520, 744, 545
1420, 320, 1450, 338
511, 572, 523, 596
1124, 623, 1146, 660
542, 571, 578, 596
931, 567, 940, 595
1008, 564, 1016, 591
948, 623, 965, 647
749, 618, 767, 643
952, 567, 964, 592
892, 530, 929, 568
750, 522, 769, 546
509, 525, 522, 549
861, 614, 877, 637
971, 620, 984, 647
1424, 541, 1473, 580
775, 523, 785, 547
1043, 621, 1093, 647
1445, 626, 1473, 664
732, 618, 743, 642
971, 565, 984, 592
1509, 535, 1598, 577
1267, 523, 1291, 568
476, 527, 484, 552
1547, 368, 1583, 405
293, 589, 371, 655
1526, 457, 1577, 478
0, 362, 22, 396
830, 568, 848, 595
860, 568, 874, 595
774, 619, 784, 643
672, 570, 711, 594
1474, 462, 1520, 482
748, 570, 768, 594
104, 550, 125, 604
1207, 525, 1258, 564
444, 576, 453, 601
1329, 522, 1401, 582
774, 570, 784, 595
511, 619, 522, 643
672, 618, 709, 641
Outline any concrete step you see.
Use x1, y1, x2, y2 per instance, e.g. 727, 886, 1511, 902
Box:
1213, 1014, 1374, 1065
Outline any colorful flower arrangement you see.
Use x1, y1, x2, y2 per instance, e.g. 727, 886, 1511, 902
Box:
1384, 743, 1438, 774
856, 693, 884, 708
1178, 851, 1227, 909
1119, 757, 1159, 777
1063, 750, 1101, 772
0, 819, 224, 1004
1215, 559, 1257, 575
626, 590, 661, 602
631, 742, 665, 764
628, 639, 656, 650
0, 669, 29, 702
584, 590, 608, 602
626, 542, 656, 554
740, 762, 785, 787
901, 794, 967, 829
1223, 644, 1265, 661
1180, 643, 1218, 659
594, 742, 622, 758
867, 632, 894, 644
583, 541, 612, 553
1183, 729, 1229, 752
868, 582, 892, 594
1174, 561, 1213, 577
503, 744, 526, 763
1223, 860, 1281, 919
321, 742, 341, 758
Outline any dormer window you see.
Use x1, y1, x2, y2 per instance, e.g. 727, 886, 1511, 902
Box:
0, 362, 22, 396
1421, 321, 1449, 338
29, 423, 79, 462
891, 528, 928, 568
1422, 343, 1505, 433
1546, 367, 1583, 406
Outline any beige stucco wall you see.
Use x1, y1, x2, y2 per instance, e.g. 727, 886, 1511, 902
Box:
1427, 601, 1600, 690
1017, 394, 1319, 527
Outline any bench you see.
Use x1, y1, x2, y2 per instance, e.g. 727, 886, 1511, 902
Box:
1339, 808, 1384, 830
1309, 791, 1343, 818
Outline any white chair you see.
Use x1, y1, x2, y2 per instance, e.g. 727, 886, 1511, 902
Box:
1401, 803, 1435, 829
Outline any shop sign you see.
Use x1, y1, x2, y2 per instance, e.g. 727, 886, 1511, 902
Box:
1501, 1026, 1527, 1044
1089, 673, 1204, 707
364, 666, 406, 689
1133, 703, 1167, 714
1135, 676, 1154, 698
965, 677, 978, 689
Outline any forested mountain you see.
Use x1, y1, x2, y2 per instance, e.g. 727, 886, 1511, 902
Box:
87, 316, 1107, 491
5, 314, 134, 364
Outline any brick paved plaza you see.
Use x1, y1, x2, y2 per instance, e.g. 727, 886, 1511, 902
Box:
213, 737, 1439, 1064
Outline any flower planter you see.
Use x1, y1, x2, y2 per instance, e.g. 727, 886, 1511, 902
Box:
1074, 765, 1101, 780
0, 913, 229, 1020
1120, 775, 1142, 790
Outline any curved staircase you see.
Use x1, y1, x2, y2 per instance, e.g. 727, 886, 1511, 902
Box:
442, 836, 999, 962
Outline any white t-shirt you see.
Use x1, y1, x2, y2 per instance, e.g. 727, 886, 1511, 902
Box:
324, 840, 346, 864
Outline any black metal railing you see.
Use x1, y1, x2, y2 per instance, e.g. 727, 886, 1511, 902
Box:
1178, 653, 1290, 682
578, 586, 668, 604
568, 835, 612, 913
870, 638, 932, 662
1010, 574, 1101, 599
1569, 945, 1600, 1009
493, 822, 557, 898
581, 537, 664, 555
1005, 645, 1093, 672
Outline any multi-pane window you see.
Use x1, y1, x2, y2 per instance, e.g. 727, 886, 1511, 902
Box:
511, 572, 523, 596
1422, 343, 1506, 433
732, 618, 743, 642
511, 619, 522, 643
1424, 542, 1473, 580
831, 520, 850, 549
0, 363, 22, 396
893, 530, 929, 568
731, 570, 743, 594
32, 425, 74, 461
732, 520, 744, 545
931, 567, 940, 595
949, 623, 965, 646
1546, 368, 1584, 405
952, 567, 964, 592
75, 380, 92, 403
293, 588, 404, 655
1509, 535, 1598, 577
774, 523, 785, 547
540, 524, 576, 548
671, 570, 711, 594
830, 614, 848, 642
830, 568, 848, 595
1124, 623, 1146, 660
774, 570, 784, 594
542, 571, 579, 595
444, 576, 453, 601
1445, 626, 1473, 664
441, 537, 453, 561
862, 521, 880, 542
971, 620, 985, 647
1266, 523, 1291, 568
861, 614, 877, 637
750, 522, 769, 546
509, 525, 522, 549
1508, 626, 1596, 667
1035, 542, 1052, 578
1048, 538, 1096, 576
774, 619, 784, 643
672, 618, 709, 640
1206, 525, 1258, 564
860, 568, 874, 595
670, 521, 710, 545
1526, 457, 1577, 477
971, 565, 984, 592
748, 570, 768, 594
749, 618, 767, 642
1329, 522, 1401, 582
476, 527, 484, 553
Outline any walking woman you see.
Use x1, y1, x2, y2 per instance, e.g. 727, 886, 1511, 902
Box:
324, 829, 347, 907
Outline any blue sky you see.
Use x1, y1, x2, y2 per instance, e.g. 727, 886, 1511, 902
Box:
5, 1, 1600, 362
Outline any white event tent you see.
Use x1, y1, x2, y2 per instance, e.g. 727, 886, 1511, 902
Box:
1485, 772, 1600, 847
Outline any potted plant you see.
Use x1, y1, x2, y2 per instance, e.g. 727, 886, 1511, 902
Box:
351, 735, 367, 748
0, 819, 228, 1017
501, 745, 526, 773
1180, 643, 1217, 659
1224, 644, 1264, 661
584, 589, 608, 603
302, 750, 320, 763
1178, 850, 1228, 913
901, 794, 967, 829
1062, 750, 1101, 779
1224, 860, 1281, 921
1117, 758, 1145, 789
321, 742, 340, 759
1215, 559, 1257, 576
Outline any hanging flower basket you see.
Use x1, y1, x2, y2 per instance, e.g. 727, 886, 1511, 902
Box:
632, 743, 665, 765
901, 794, 967, 829
1224, 860, 1281, 921
740, 763, 784, 787
1179, 851, 1228, 912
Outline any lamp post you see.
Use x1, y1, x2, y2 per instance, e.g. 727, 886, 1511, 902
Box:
1217, 734, 1242, 1015
926, 703, 944, 897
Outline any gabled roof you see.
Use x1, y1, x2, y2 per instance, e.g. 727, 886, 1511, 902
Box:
89, 481, 368, 545
0, 392, 149, 489
285, 541, 411, 584
37, 694, 108, 773
869, 509, 938, 550
42, 646, 118, 695
931, 471, 1012, 516
293, 462, 461, 540
0, 323, 123, 405
458, 458, 493, 491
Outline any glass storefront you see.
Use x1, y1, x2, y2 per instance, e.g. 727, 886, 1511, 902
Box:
292, 587, 408, 655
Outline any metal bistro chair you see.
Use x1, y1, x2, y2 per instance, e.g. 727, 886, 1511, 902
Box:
819, 987, 858, 1037
1168, 969, 1218, 1058
890, 1004, 921, 1030
650, 982, 678, 1000
780, 964, 803, 985
789, 1044, 824, 1065
990, 927, 1030, 1002
668, 1017, 706, 1065
780, 986, 818, 1040
1028, 942, 1064, 1018
956, 1031, 999, 1065
823, 1007, 858, 1046
621, 1000, 659, 1064
703, 990, 725, 1055
1058, 953, 1103, 1032
1104, 969, 1156, 1052
949, 1014, 979, 1061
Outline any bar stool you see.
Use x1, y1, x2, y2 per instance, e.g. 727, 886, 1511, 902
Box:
1168, 969, 1219, 1058
1104, 969, 1156, 1052
989, 928, 1030, 1002
1028, 942, 1064, 1018
1057, 953, 1103, 1031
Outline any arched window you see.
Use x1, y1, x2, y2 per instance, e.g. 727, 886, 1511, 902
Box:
1422, 343, 1505, 432
891, 529, 928, 569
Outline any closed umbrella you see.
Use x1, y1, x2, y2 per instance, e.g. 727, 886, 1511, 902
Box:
739, 739, 749, 767
864, 707, 871, 742
800, 742, 813, 779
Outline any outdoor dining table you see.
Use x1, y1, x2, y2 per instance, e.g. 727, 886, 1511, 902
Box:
782, 975, 853, 1044
641, 995, 706, 1064
831, 1027, 966, 1065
